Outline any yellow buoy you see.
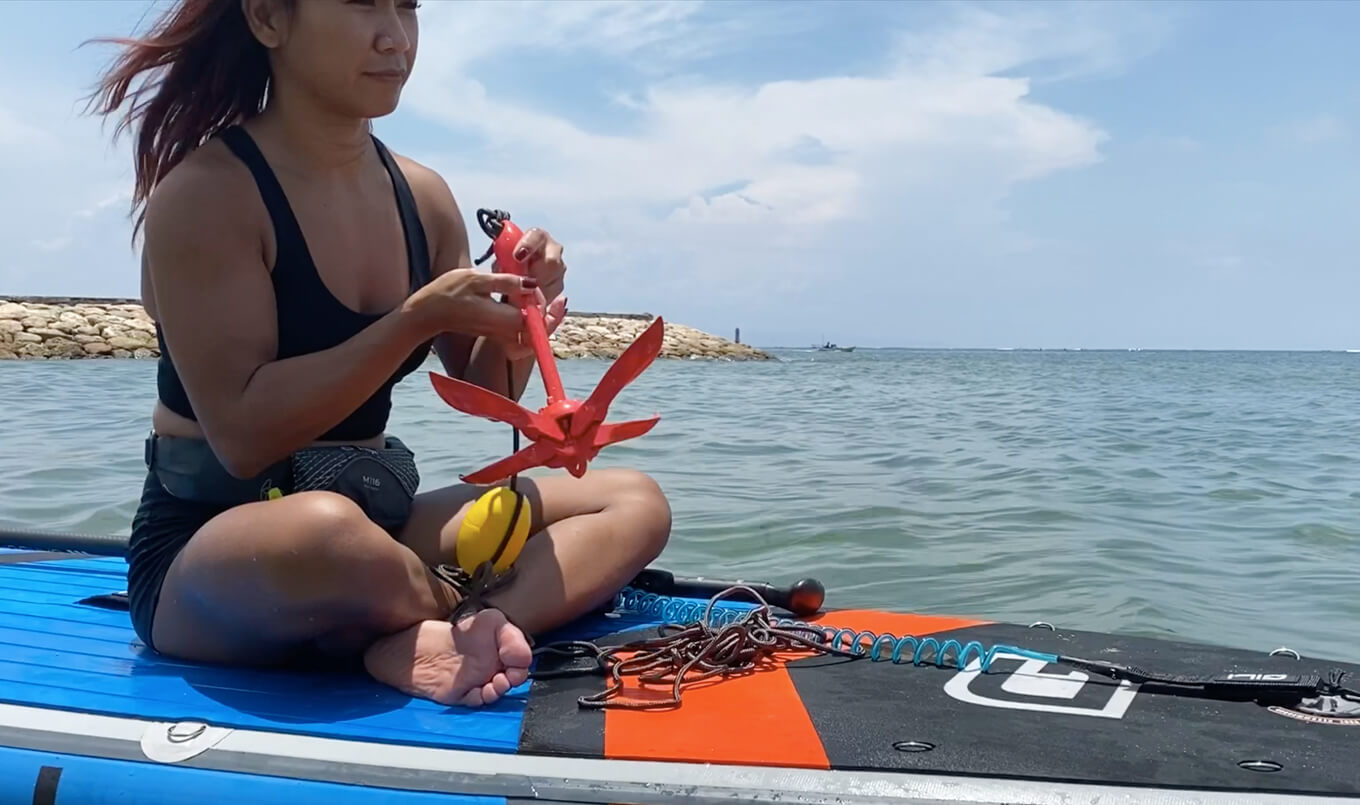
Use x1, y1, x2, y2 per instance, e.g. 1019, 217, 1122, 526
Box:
455, 486, 532, 575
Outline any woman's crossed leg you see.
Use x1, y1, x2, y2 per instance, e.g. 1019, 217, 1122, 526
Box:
146, 468, 671, 707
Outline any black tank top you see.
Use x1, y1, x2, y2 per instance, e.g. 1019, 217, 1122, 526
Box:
154, 125, 434, 442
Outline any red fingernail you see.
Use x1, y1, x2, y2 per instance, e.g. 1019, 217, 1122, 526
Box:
514, 247, 529, 261
522, 277, 538, 288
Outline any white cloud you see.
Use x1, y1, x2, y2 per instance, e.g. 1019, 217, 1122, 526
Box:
399, 2, 1140, 307
0, 104, 48, 148
0, 77, 137, 295
1270, 114, 1350, 146
0, 0, 1174, 328
413, 0, 797, 81
28, 188, 132, 254
1197, 254, 1244, 272
891, 2, 1178, 84
1149, 134, 1202, 153
31, 236, 74, 253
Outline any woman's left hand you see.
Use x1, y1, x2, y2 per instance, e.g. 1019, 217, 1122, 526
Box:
495, 227, 568, 361
505, 226, 567, 305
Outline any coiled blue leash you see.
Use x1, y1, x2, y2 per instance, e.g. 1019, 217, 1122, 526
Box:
609, 585, 1059, 673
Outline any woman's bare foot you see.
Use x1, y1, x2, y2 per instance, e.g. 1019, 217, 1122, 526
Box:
363, 610, 534, 707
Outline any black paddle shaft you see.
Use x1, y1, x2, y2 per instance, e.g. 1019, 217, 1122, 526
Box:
0, 528, 828, 615
0, 527, 128, 557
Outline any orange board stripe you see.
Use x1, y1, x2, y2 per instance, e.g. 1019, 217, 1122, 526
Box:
603, 649, 830, 768
806, 609, 989, 639
602, 608, 990, 768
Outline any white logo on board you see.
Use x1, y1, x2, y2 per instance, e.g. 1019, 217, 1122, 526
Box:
942, 652, 1140, 719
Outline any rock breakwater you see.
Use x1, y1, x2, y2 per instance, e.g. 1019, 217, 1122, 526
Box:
0, 297, 772, 362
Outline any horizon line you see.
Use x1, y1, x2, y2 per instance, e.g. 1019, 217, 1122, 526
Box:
759, 345, 1360, 353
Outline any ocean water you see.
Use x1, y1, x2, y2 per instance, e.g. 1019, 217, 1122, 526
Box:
2, 348, 1358, 662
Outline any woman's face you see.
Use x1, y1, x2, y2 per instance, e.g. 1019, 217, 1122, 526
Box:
244, 0, 421, 119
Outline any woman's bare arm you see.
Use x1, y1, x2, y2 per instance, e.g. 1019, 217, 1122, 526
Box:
401, 160, 535, 401
144, 156, 435, 478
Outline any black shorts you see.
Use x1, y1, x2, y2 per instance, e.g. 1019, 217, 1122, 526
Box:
125, 435, 421, 652
126, 470, 229, 651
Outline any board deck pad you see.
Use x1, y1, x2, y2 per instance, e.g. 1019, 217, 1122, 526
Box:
3, 551, 1359, 800
524, 611, 1360, 797
787, 622, 1360, 794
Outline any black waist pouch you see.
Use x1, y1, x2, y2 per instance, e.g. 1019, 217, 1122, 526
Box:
146, 433, 420, 535
289, 438, 421, 535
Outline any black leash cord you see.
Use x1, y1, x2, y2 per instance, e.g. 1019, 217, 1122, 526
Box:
471, 207, 522, 497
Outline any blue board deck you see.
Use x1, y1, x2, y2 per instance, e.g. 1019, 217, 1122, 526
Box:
0, 551, 670, 754
2, 548, 1358, 804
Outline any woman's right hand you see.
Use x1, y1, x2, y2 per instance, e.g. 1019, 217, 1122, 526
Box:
407, 267, 538, 342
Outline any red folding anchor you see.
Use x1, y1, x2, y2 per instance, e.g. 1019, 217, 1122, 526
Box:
429, 209, 664, 484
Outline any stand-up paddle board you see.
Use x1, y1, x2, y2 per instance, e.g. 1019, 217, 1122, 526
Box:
0, 537, 1356, 804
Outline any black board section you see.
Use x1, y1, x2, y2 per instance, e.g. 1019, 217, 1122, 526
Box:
517, 627, 660, 758
518, 672, 605, 758
786, 622, 1360, 796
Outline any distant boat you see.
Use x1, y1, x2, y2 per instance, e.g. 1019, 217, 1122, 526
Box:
814, 341, 855, 352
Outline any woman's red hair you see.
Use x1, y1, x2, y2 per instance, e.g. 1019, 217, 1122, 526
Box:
84, 0, 292, 239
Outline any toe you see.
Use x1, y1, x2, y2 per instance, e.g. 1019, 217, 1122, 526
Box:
459, 686, 486, 708
479, 681, 502, 705
497, 622, 534, 669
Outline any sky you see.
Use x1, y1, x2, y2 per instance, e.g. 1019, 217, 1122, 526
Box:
0, 0, 1356, 350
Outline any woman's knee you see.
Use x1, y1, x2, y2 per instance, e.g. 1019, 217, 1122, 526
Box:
602, 468, 672, 556
296, 492, 402, 561
233, 492, 419, 610
256, 492, 382, 570
614, 467, 669, 509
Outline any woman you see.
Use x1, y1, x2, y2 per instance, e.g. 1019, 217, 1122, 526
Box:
86, 0, 672, 707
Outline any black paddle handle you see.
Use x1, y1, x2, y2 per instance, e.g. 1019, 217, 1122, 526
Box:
628, 567, 826, 617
